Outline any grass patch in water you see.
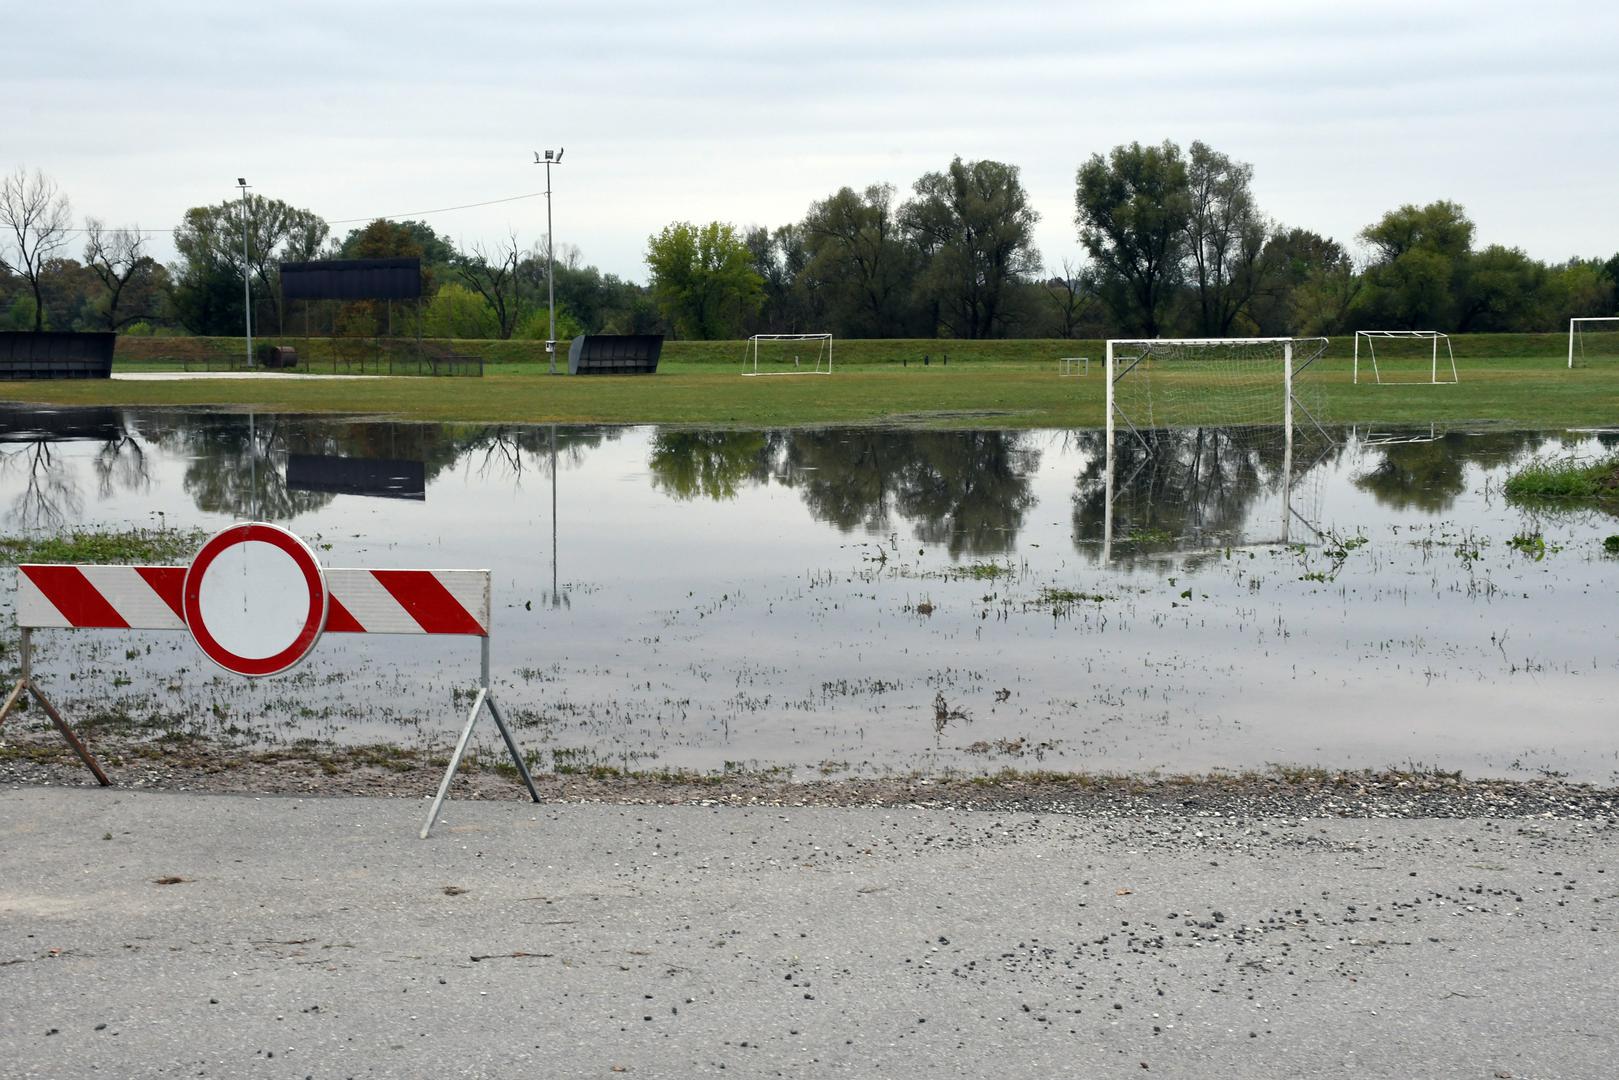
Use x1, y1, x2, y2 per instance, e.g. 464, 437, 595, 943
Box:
1503, 454, 1619, 502
0, 526, 207, 565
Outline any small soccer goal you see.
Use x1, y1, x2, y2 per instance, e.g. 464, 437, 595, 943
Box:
1352, 330, 1457, 385
742, 333, 832, 376
1568, 317, 1619, 369
1058, 356, 1089, 377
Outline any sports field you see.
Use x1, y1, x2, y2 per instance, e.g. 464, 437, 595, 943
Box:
0, 333, 1613, 429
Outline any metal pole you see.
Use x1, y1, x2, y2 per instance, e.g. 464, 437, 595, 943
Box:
546, 159, 556, 375
1103, 341, 1114, 565
239, 179, 254, 369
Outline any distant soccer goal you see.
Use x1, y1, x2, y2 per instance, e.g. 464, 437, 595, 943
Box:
1568, 317, 1619, 369
1058, 356, 1089, 377
742, 333, 832, 376
1352, 330, 1457, 385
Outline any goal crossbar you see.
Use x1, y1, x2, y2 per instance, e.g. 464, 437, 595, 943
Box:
1568, 317, 1619, 369
742, 334, 833, 377
1353, 330, 1457, 385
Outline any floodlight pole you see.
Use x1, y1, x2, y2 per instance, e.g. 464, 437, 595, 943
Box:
238, 178, 253, 369
534, 148, 565, 374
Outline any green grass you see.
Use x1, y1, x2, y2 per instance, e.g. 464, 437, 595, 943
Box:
1503, 454, 1619, 502
0, 526, 208, 565
0, 333, 1612, 429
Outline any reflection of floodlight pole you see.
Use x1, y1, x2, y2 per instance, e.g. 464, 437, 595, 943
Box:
549, 424, 565, 608
238, 178, 253, 369
533, 148, 565, 375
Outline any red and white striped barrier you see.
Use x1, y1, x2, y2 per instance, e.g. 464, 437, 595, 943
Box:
3, 521, 537, 837
17, 565, 491, 636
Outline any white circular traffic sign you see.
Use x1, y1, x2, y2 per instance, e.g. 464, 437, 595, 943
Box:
182, 522, 327, 678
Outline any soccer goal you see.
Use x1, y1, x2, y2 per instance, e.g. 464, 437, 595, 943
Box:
1105, 337, 1331, 445
1058, 356, 1089, 377
1352, 330, 1457, 385
1102, 337, 1333, 563
1568, 317, 1619, 369
742, 333, 832, 376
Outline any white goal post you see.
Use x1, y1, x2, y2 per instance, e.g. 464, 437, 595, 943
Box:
1105, 337, 1331, 446
1352, 330, 1457, 385
1568, 317, 1619, 369
1058, 356, 1089, 377
741, 333, 833, 376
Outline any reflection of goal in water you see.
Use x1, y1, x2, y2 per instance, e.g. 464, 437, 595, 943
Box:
1353, 330, 1457, 385
1101, 337, 1335, 564
1568, 317, 1619, 369
741, 333, 832, 376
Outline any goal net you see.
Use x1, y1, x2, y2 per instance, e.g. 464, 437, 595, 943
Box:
742, 334, 832, 376
1353, 330, 1457, 384
1101, 337, 1334, 560
1568, 317, 1619, 369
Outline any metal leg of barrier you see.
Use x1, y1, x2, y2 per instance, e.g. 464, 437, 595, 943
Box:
419, 636, 538, 839
421, 688, 485, 839
486, 695, 541, 804
0, 629, 111, 786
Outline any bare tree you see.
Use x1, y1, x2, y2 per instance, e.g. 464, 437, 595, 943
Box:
84, 219, 157, 330
455, 232, 522, 339
0, 167, 72, 331
1041, 257, 1096, 338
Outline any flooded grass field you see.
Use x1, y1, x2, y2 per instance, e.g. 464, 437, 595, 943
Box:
1, 405, 1615, 783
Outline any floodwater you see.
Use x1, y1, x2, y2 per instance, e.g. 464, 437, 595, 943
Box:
1, 406, 1615, 782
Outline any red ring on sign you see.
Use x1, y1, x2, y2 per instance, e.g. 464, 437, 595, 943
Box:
182, 522, 327, 678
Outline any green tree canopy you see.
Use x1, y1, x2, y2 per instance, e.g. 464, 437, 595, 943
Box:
1074, 140, 1190, 337
901, 158, 1040, 339
644, 221, 764, 339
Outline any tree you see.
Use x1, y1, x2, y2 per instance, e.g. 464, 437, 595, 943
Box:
802, 184, 918, 337
901, 158, 1040, 338
83, 219, 160, 330
1039, 257, 1096, 339
1184, 141, 1271, 335
454, 233, 523, 340
171, 194, 329, 333
644, 221, 764, 339
1249, 228, 1349, 335
1075, 141, 1190, 337
1456, 245, 1545, 331
1355, 201, 1474, 329
422, 282, 499, 339
0, 167, 72, 331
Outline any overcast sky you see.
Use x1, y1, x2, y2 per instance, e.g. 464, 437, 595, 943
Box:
9, 0, 1618, 281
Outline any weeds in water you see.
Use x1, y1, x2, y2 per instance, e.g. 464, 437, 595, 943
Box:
1503, 454, 1619, 502
1604, 535, 1619, 556
0, 526, 208, 565
1507, 531, 1558, 561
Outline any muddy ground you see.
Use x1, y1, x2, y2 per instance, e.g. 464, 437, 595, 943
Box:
3, 725, 1616, 823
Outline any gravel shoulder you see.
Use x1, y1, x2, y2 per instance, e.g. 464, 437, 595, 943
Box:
2, 786, 1616, 1079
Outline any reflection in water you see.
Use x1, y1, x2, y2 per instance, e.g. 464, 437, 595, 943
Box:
0, 408, 143, 529
648, 429, 1041, 556
1351, 430, 1551, 511
1073, 425, 1343, 565
2, 405, 1618, 783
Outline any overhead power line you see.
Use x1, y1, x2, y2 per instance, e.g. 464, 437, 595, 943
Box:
60, 189, 549, 235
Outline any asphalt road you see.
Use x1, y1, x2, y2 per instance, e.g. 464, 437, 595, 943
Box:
2, 788, 1615, 1079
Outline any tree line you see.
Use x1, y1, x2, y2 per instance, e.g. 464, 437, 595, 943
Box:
3, 147, 1616, 342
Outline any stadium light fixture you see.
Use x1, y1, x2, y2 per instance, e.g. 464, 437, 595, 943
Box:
237, 178, 253, 369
